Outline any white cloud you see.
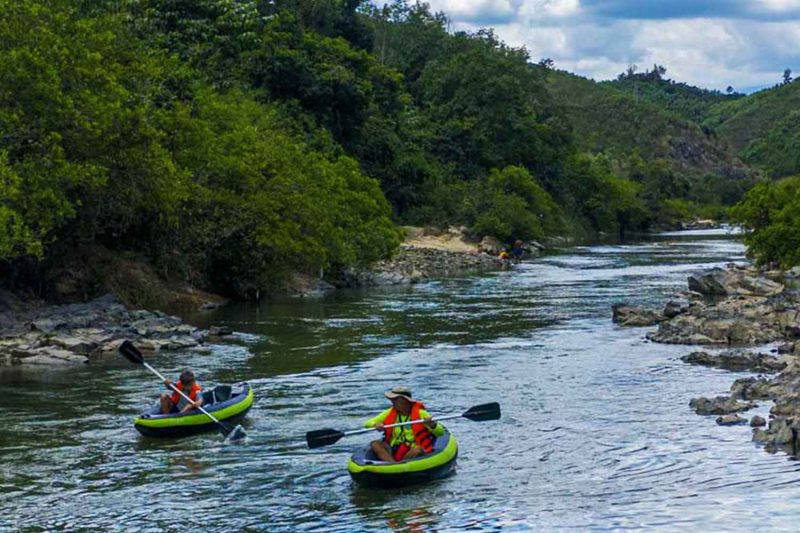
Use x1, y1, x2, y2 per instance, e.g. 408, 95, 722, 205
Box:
425, 0, 520, 23
517, 0, 580, 18
754, 0, 800, 13
417, 0, 800, 91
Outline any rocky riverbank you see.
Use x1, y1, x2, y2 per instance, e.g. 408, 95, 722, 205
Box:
0, 294, 229, 366
614, 264, 800, 453
335, 244, 506, 287
0, 226, 545, 364
330, 226, 543, 288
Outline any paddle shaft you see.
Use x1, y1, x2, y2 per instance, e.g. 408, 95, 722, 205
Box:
342, 412, 464, 437
141, 361, 224, 426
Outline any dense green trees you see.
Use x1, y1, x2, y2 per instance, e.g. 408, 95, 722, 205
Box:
731, 177, 800, 267
470, 166, 562, 242
0, 0, 399, 298
0, 0, 757, 299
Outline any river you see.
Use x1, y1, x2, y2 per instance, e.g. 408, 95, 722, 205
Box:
3, 229, 800, 532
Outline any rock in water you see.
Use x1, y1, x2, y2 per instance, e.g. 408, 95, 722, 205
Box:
716, 414, 747, 426
681, 351, 785, 372
611, 304, 663, 327
688, 267, 784, 297
690, 396, 757, 415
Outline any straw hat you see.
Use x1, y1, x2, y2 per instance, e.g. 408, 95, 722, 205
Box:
385, 386, 413, 401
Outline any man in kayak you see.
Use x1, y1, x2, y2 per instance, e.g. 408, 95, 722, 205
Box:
366, 386, 444, 462
160, 369, 204, 414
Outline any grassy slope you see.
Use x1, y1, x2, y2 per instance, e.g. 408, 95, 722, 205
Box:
547, 70, 752, 179
703, 81, 800, 177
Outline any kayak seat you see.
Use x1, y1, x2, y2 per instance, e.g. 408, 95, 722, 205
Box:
213, 385, 232, 404
200, 390, 215, 405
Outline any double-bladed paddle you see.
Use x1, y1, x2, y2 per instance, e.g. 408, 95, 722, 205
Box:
119, 340, 247, 443
306, 402, 501, 449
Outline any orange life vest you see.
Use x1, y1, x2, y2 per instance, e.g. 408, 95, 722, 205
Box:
383, 401, 435, 452
171, 380, 201, 405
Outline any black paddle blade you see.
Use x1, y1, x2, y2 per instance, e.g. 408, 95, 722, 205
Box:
224, 424, 247, 443
306, 428, 345, 449
118, 340, 145, 365
462, 402, 501, 422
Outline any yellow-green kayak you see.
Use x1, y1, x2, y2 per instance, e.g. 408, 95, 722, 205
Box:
134, 383, 253, 438
348, 429, 457, 488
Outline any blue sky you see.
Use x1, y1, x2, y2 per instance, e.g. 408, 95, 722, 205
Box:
412, 0, 800, 92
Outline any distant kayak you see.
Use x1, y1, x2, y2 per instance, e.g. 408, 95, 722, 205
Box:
134, 383, 253, 438
347, 429, 458, 488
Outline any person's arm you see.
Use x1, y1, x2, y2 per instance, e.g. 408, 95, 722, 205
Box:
419, 409, 445, 436
364, 408, 392, 430
179, 396, 202, 413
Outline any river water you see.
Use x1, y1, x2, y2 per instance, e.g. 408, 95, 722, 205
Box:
3, 229, 800, 532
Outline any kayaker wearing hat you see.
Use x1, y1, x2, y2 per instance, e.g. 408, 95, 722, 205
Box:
365, 386, 445, 462
159, 369, 204, 414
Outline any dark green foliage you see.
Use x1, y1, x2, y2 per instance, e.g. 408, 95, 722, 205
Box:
415, 30, 568, 181
704, 82, 800, 178
607, 65, 743, 123
731, 176, 800, 267
470, 166, 563, 242
0, 0, 762, 300
0, 0, 399, 298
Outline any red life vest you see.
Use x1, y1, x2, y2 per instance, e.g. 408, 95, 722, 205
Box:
383, 401, 435, 453
171, 380, 201, 405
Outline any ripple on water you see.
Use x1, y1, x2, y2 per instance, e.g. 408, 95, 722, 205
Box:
8, 231, 800, 531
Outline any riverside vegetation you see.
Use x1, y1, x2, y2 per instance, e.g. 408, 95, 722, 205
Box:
2, 0, 784, 309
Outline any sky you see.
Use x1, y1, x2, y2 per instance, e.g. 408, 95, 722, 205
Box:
408, 0, 800, 92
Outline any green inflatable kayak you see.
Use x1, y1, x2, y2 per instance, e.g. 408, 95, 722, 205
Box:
347, 429, 458, 488
134, 383, 253, 438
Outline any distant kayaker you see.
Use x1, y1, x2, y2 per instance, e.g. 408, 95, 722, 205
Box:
498, 249, 510, 261
365, 386, 444, 462
160, 369, 203, 414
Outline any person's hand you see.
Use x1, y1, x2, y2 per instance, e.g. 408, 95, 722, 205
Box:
424, 416, 436, 429
375, 423, 385, 432
164, 379, 173, 388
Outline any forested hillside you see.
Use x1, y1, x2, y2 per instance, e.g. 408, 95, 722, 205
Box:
601, 65, 800, 179
704, 81, 800, 178
604, 65, 742, 123
548, 70, 756, 222
0, 0, 761, 301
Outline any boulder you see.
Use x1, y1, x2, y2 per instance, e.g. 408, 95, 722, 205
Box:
770, 396, 800, 417
750, 415, 767, 427
478, 236, 503, 256
730, 377, 776, 400
663, 299, 690, 319
716, 414, 747, 426
752, 417, 796, 446
690, 395, 757, 415
612, 304, 663, 327
21, 347, 89, 365
681, 350, 786, 373
48, 336, 99, 355
688, 268, 783, 297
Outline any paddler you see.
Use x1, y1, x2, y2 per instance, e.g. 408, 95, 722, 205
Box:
366, 386, 444, 462
160, 369, 204, 414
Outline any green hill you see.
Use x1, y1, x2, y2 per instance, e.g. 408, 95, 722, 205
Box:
704, 81, 800, 177
603, 66, 743, 123
547, 70, 754, 182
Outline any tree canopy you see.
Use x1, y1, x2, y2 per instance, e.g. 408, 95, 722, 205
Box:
0, 0, 760, 298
